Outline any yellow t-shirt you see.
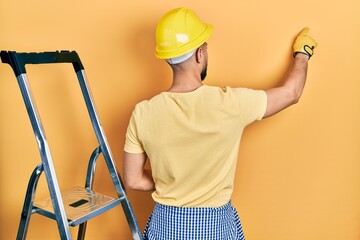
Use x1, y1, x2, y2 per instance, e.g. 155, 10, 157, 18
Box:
124, 85, 267, 207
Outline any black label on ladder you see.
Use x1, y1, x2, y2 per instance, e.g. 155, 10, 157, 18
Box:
69, 199, 89, 208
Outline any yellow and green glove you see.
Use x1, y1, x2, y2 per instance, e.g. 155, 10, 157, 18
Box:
293, 27, 317, 59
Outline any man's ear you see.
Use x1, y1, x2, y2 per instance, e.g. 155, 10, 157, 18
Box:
195, 48, 202, 63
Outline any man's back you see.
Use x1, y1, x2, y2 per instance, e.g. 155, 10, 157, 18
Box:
125, 85, 267, 207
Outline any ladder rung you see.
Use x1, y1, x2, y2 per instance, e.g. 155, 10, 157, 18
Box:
33, 187, 124, 226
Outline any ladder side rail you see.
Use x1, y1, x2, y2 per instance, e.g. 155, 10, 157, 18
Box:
121, 198, 143, 240
75, 70, 143, 240
17, 163, 44, 240
16, 73, 73, 240
75, 70, 126, 196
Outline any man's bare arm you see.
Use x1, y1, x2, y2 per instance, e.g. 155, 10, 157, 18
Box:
264, 54, 308, 118
122, 151, 155, 191
263, 28, 317, 118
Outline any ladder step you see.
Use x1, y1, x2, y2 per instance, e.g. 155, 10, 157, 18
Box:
34, 187, 124, 226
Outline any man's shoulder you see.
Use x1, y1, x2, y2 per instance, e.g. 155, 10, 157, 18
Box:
133, 92, 164, 110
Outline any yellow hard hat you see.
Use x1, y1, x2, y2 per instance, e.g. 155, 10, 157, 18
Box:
155, 8, 214, 60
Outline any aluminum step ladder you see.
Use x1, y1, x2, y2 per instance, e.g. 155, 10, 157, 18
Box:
0, 50, 143, 240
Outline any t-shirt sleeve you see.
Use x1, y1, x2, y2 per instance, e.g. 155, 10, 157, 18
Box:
124, 110, 145, 153
234, 87, 267, 126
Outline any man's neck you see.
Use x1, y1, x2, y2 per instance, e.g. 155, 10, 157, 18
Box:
166, 83, 203, 93
167, 73, 203, 93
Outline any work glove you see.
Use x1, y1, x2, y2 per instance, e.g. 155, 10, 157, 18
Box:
293, 27, 317, 59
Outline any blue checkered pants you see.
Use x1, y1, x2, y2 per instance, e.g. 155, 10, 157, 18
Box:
143, 201, 245, 240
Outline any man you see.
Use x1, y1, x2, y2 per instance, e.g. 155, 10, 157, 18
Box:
123, 7, 317, 240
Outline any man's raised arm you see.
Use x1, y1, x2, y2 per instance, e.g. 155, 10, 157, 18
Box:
264, 28, 317, 118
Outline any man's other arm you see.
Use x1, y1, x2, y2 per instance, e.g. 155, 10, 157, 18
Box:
263, 28, 317, 118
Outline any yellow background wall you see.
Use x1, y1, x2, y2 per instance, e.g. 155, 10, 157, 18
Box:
0, 0, 359, 239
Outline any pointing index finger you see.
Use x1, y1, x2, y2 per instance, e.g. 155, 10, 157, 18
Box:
300, 27, 310, 35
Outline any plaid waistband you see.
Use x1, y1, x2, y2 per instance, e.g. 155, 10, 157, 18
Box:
144, 200, 245, 240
